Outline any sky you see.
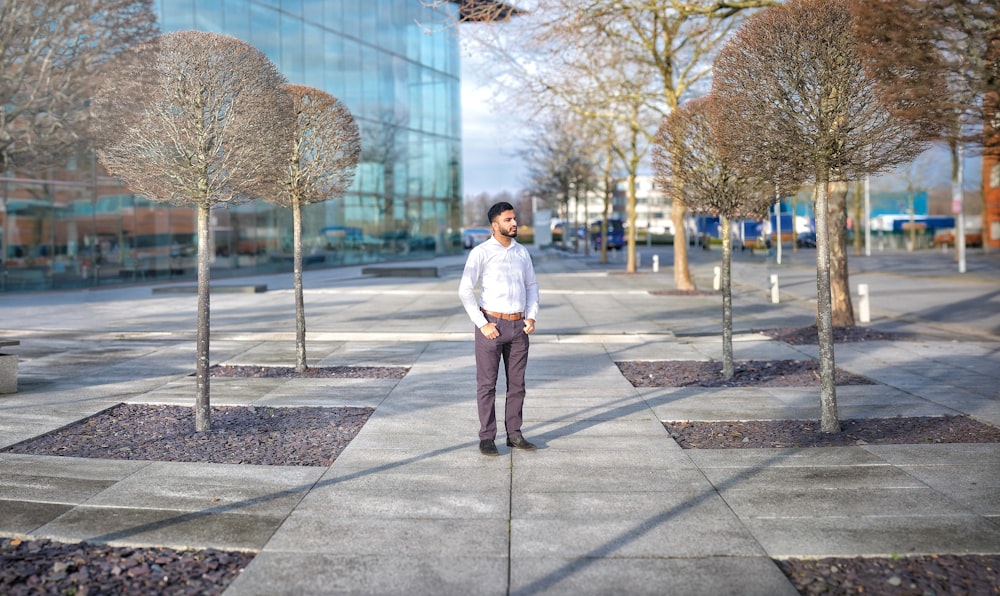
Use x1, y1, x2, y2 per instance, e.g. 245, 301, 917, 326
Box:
460, 54, 529, 198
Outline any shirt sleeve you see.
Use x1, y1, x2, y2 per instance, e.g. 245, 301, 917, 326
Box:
523, 250, 539, 321
458, 248, 489, 327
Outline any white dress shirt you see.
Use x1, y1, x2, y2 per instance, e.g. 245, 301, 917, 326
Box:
458, 236, 539, 328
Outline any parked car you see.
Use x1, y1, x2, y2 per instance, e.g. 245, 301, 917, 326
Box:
796, 232, 817, 248
590, 219, 625, 250
462, 227, 492, 249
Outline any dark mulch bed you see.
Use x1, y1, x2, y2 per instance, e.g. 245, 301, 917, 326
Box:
2, 403, 372, 467
664, 415, 1000, 449
0, 537, 253, 596
616, 359, 875, 387
210, 364, 409, 379
777, 554, 1000, 595
761, 325, 903, 344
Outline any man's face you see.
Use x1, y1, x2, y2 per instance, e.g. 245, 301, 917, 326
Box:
494, 210, 518, 238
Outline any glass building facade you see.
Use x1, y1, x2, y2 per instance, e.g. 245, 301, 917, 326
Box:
0, 0, 464, 292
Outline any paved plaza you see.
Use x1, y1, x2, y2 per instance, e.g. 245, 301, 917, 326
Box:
0, 244, 998, 594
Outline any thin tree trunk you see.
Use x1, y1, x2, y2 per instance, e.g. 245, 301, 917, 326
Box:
672, 201, 695, 290
195, 204, 212, 432
815, 172, 840, 433
293, 199, 307, 372
626, 173, 638, 272
720, 213, 734, 379
828, 180, 855, 327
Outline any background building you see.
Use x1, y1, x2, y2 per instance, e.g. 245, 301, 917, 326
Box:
0, 0, 474, 292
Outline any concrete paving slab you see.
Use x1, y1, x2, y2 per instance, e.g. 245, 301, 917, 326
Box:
744, 514, 1000, 558
0, 455, 150, 503
718, 486, 975, 518
294, 487, 509, 519
80, 461, 324, 515
686, 446, 889, 468
33, 505, 284, 551
264, 515, 510, 557
511, 512, 767, 559
509, 555, 799, 596
699, 463, 926, 491
224, 553, 509, 596
0, 500, 75, 534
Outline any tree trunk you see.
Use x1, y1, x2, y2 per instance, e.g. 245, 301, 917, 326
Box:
951, 140, 967, 273
853, 180, 864, 257
814, 171, 840, 433
626, 173, 638, 273
720, 213, 734, 379
195, 204, 212, 432
828, 180, 855, 327
293, 199, 307, 372
672, 201, 695, 290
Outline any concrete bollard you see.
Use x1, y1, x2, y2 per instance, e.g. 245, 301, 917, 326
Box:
858, 283, 870, 323
770, 274, 780, 304
652, 254, 659, 273
713, 266, 721, 291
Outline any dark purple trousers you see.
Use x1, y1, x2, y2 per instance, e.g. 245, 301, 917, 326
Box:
474, 317, 530, 441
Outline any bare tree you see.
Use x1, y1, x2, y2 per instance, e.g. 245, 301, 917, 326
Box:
521, 114, 600, 248
0, 0, 157, 282
853, 0, 1000, 266
270, 85, 361, 372
712, 0, 939, 432
653, 96, 772, 378
0, 0, 158, 173
93, 31, 295, 431
460, 0, 776, 286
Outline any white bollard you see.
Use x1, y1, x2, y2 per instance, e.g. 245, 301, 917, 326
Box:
770, 274, 780, 304
652, 254, 659, 273
858, 283, 871, 323
713, 266, 721, 291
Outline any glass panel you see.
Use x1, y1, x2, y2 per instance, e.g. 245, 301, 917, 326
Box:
194, 0, 223, 32
250, 3, 279, 59
280, 13, 304, 83
223, 0, 251, 41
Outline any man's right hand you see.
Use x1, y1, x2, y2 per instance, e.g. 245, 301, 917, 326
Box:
480, 322, 499, 339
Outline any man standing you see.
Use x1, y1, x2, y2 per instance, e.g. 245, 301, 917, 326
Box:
459, 202, 539, 456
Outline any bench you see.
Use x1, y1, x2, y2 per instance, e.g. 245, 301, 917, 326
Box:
151, 284, 268, 295
0, 339, 20, 394
360, 266, 439, 278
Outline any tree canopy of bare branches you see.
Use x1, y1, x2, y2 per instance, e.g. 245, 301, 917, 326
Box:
272, 85, 361, 372
460, 0, 776, 283
711, 0, 939, 432
0, 0, 158, 173
852, 0, 1000, 262
93, 31, 295, 431
653, 96, 772, 378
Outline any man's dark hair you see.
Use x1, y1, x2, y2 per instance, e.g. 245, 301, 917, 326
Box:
488, 201, 515, 224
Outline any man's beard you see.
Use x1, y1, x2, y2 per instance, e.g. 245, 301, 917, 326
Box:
501, 227, 518, 238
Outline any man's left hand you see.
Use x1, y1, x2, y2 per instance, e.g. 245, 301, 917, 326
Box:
523, 318, 536, 335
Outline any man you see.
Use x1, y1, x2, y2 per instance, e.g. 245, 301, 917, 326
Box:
458, 202, 539, 456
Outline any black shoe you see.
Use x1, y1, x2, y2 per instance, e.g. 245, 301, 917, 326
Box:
506, 434, 537, 450
479, 439, 498, 456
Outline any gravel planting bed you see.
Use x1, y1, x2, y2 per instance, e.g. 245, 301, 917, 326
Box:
0, 537, 252, 596
777, 554, 1000, 595
664, 415, 1000, 448
616, 358, 875, 388
3, 403, 372, 467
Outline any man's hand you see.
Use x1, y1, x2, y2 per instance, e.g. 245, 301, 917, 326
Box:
523, 318, 536, 335
480, 322, 499, 339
